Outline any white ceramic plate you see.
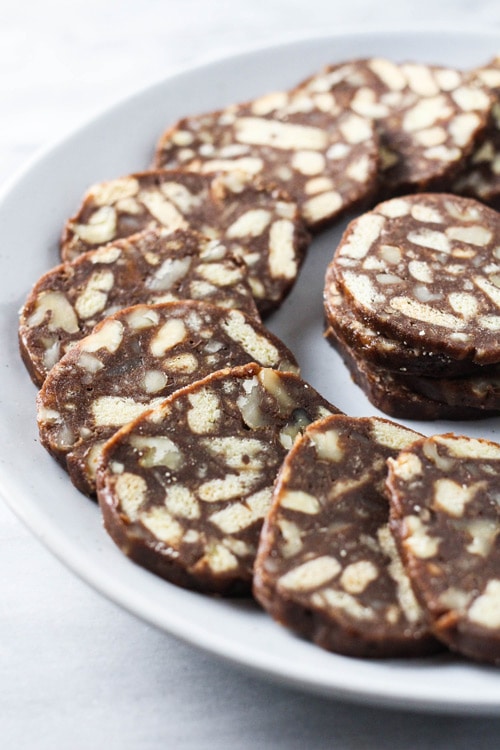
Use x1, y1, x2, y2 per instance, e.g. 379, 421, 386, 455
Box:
3, 30, 500, 715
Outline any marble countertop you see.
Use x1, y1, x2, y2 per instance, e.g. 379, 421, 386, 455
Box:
3, 2, 500, 748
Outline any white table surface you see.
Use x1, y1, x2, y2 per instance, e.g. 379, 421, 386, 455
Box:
3, 2, 500, 747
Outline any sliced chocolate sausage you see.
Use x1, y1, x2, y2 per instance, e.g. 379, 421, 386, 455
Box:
253, 414, 439, 657
297, 58, 492, 195
153, 82, 379, 230
96, 363, 340, 595
453, 57, 500, 209
324, 274, 500, 413
323, 265, 487, 378
333, 193, 500, 365
20, 227, 259, 386
387, 433, 500, 664
326, 325, 497, 421
37, 301, 299, 496
60, 170, 310, 315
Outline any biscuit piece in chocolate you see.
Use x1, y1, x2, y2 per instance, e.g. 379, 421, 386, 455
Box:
453, 57, 500, 209
37, 302, 299, 496
387, 433, 500, 664
297, 58, 492, 194
96, 363, 339, 595
333, 193, 500, 366
153, 82, 379, 230
20, 227, 259, 386
61, 170, 310, 315
254, 414, 439, 657
327, 326, 496, 421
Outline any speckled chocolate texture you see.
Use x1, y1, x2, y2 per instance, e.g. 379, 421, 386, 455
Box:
332, 193, 500, 366
297, 58, 492, 195
324, 267, 488, 378
453, 57, 500, 209
37, 302, 299, 496
60, 170, 310, 315
254, 414, 439, 657
96, 363, 339, 595
20, 227, 259, 386
153, 77, 379, 230
387, 433, 500, 664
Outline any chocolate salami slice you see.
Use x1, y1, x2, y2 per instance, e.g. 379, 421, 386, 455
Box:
20, 227, 259, 386
153, 83, 379, 230
37, 301, 299, 496
297, 58, 492, 194
453, 57, 500, 209
327, 326, 496, 421
387, 433, 500, 664
323, 266, 486, 378
60, 170, 310, 315
333, 193, 500, 366
253, 414, 439, 657
96, 363, 339, 595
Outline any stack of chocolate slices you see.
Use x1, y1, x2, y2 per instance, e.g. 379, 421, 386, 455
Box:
324, 192, 500, 420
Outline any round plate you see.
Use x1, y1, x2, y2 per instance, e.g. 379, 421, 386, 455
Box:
3, 30, 500, 715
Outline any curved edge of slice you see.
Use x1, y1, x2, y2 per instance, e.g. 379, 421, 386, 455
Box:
95, 362, 340, 595
19, 226, 260, 387
253, 413, 440, 657
36, 301, 301, 496
323, 261, 489, 379
326, 324, 498, 421
58, 169, 311, 317
387, 432, 500, 664
152, 86, 380, 232
332, 193, 500, 367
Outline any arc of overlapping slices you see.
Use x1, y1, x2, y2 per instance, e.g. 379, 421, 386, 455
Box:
18, 50, 500, 668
